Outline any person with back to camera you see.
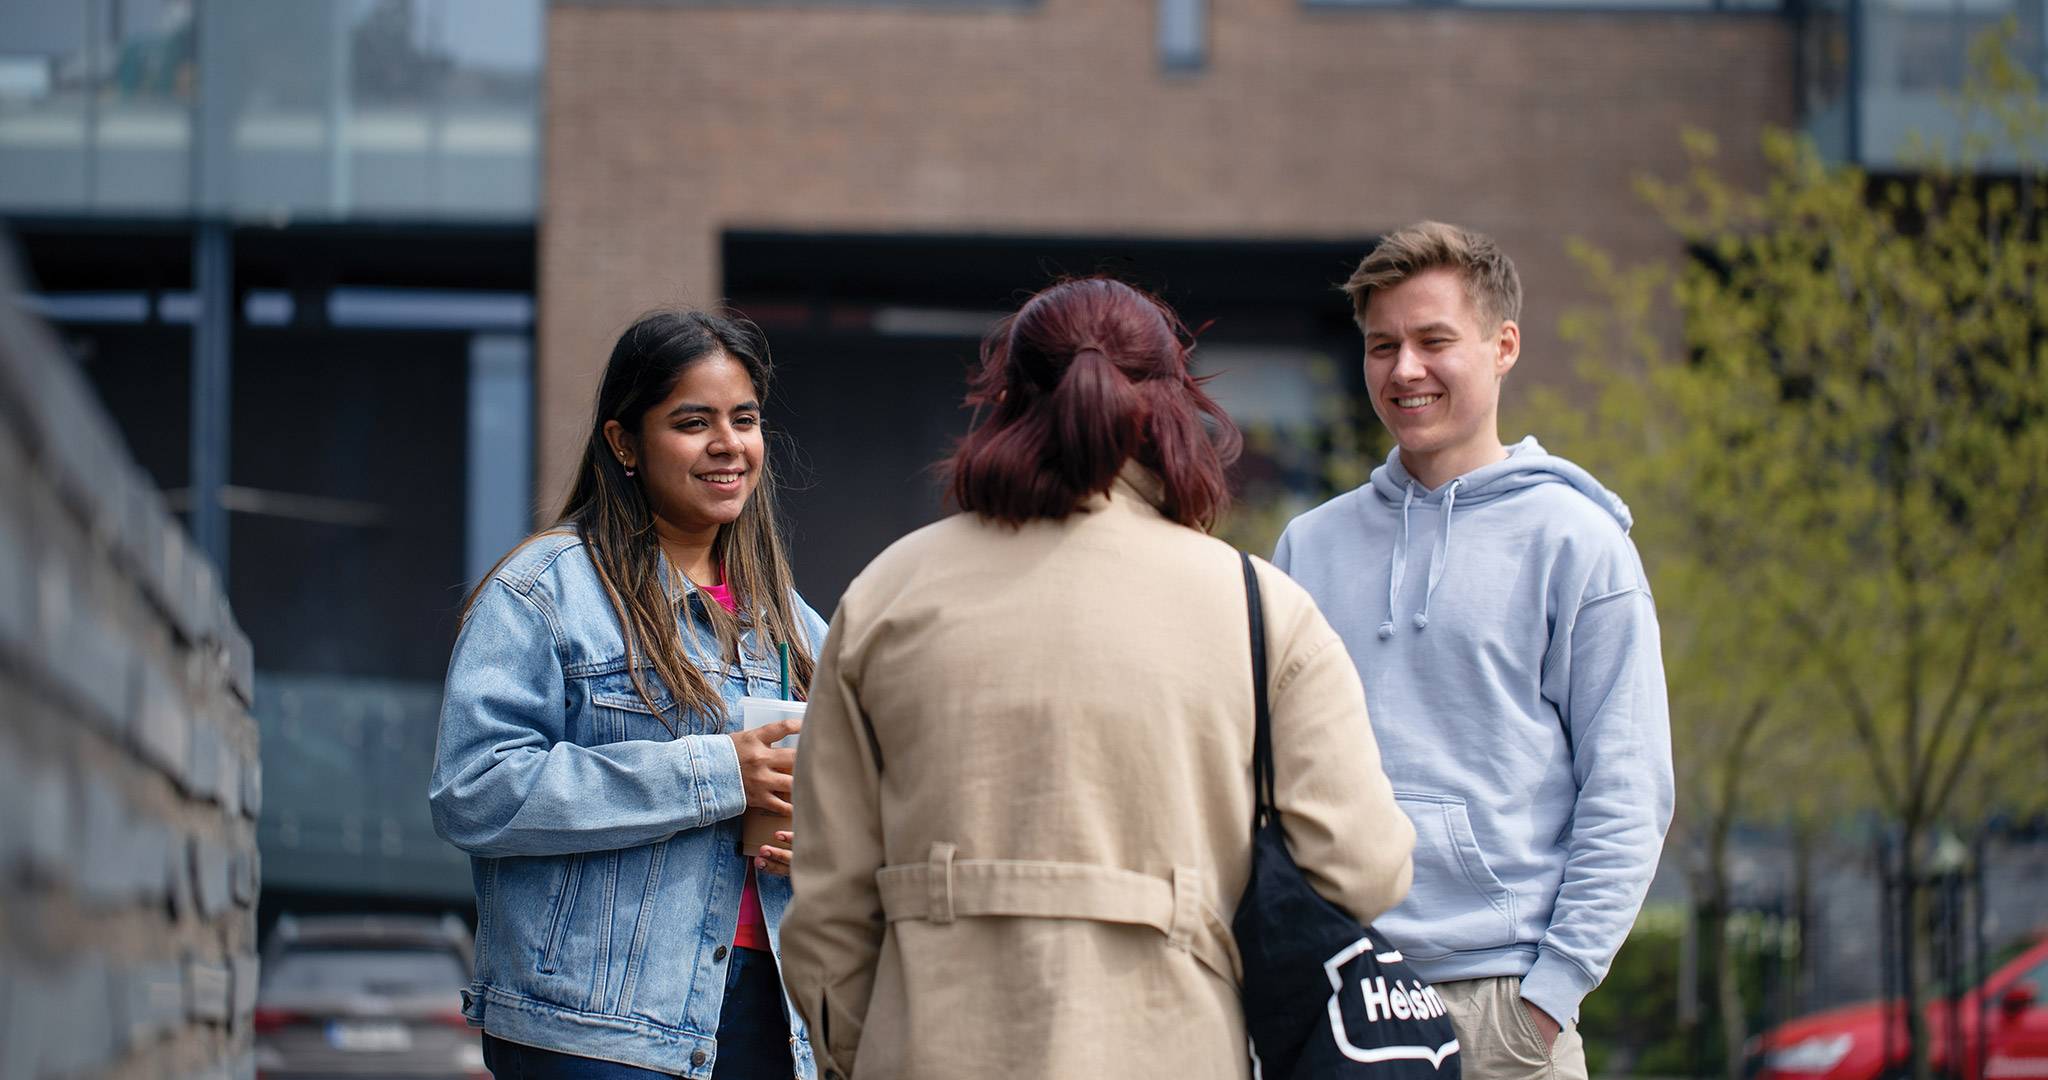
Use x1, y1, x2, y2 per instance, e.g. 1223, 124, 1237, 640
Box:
430, 310, 827, 1079
1274, 222, 1676, 1080
777, 276, 1418, 1080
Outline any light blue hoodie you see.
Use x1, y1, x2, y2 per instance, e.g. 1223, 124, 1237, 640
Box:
1273, 436, 1674, 1026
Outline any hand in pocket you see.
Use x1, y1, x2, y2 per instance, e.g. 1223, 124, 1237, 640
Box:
1521, 998, 1560, 1053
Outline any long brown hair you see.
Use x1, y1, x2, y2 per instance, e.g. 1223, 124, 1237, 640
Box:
468, 309, 815, 733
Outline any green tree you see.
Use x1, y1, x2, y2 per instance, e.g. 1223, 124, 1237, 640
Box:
1527, 250, 1870, 1080
1526, 25, 2048, 1080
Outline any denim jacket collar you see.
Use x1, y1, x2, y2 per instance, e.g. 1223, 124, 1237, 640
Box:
655, 548, 699, 609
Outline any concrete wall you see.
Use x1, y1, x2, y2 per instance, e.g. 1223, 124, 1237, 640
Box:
540, 0, 1798, 507
0, 242, 260, 1080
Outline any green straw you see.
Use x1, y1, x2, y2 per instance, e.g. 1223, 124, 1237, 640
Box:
778, 642, 791, 701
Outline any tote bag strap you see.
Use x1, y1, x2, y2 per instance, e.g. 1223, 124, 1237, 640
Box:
1239, 552, 1276, 831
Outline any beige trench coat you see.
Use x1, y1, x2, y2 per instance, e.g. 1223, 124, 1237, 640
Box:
782, 472, 1415, 1080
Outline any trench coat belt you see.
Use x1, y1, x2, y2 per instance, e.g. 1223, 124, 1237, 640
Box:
874, 842, 1243, 985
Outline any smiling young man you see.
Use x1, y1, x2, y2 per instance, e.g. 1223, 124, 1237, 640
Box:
1273, 222, 1674, 1080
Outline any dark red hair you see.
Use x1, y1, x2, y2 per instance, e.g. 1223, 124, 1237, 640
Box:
946, 277, 1242, 529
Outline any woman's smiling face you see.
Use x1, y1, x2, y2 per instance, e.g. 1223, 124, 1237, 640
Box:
611, 351, 764, 536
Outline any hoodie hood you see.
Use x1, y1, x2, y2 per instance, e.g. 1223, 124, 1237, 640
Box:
1369, 435, 1632, 531
1364, 436, 1632, 640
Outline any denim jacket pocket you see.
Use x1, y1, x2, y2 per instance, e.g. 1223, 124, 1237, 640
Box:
588, 671, 685, 742
537, 853, 586, 974
736, 655, 787, 704
587, 660, 770, 740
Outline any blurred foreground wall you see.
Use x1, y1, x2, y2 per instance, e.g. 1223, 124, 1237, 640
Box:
0, 243, 260, 1080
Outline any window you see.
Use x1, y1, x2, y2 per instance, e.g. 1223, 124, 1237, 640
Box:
0, 0, 545, 221
1833, 0, 2048, 166
550, 0, 1037, 7
0, 0, 195, 213
1160, 0, 1207, 71
2019, 956, 2048, 1000
263, 947, 468, 996
1303, 0, 1767, 10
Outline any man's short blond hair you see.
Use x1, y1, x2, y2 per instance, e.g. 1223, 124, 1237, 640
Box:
1343, 221, 1523, 330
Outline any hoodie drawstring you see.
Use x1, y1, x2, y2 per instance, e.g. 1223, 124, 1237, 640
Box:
1381, 478, 1461, 638
1378, 483, 1417, 639
1414, 479, 1461, 630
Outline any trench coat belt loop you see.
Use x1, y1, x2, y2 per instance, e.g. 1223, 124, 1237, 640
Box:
928, 842, 957, 925
1168, 865, 1202, 954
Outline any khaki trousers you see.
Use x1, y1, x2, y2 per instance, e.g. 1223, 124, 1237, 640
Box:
1433, 976, 1589, 1080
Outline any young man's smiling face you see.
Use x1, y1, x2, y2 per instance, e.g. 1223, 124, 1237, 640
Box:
1361, 266, 1520, 488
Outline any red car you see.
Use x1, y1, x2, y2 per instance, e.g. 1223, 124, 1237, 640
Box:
1749, 932, 2048, 1080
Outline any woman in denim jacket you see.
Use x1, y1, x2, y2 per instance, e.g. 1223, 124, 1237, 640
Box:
430, 310, 826, 1079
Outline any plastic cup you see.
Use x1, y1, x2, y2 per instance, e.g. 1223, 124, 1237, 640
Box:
737, 696, 804, 855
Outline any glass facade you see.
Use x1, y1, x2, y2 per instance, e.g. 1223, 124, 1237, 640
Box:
1804, 0, 2048, 167
0, 0, 540, 222
0, 0, 195, 212
1, 1, 542, 905
1304, 0, 1779, 11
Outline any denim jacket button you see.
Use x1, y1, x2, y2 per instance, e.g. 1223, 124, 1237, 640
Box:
691, 1049, 708, 1067
713, 945, 728, 962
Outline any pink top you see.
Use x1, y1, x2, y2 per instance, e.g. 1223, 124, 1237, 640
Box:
699, 579, 773, 953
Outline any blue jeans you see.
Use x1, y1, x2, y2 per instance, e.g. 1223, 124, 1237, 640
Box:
483, 947, 796, 1079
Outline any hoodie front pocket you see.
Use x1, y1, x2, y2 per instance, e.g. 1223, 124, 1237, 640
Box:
1389, 792, 1517, 959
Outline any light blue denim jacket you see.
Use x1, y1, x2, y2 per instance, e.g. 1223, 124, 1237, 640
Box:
429, 530, 825, 1079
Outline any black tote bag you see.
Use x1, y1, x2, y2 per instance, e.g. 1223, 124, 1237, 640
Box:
1233, 552, 1462, 1080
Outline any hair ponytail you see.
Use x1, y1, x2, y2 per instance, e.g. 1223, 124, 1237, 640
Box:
948, 277, 1240, 528
1048, 345, 1144, 497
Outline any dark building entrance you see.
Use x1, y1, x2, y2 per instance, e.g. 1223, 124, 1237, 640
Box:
723, 230, 1377, 610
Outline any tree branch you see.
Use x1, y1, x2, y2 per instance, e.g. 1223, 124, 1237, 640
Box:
1922, 469, 2038, 794
1714, 699, 1773, 825
1926, 690, 2007, 820
1784, 604, 1903, 813
1920, 585, 1997, 777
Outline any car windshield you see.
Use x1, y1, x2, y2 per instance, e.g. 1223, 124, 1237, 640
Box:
1936, 938, 2042, 997
263, 947, 467, 997
2015, 957, 2048, 999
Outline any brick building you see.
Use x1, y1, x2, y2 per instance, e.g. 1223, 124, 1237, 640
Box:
539, 0, 1798, 590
